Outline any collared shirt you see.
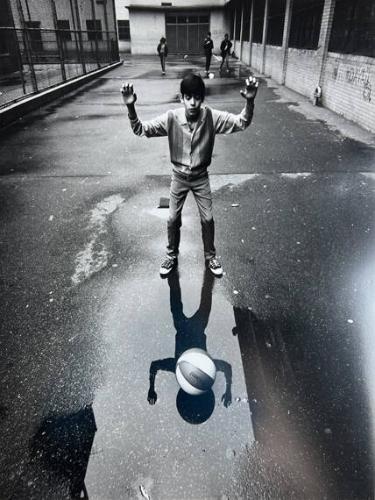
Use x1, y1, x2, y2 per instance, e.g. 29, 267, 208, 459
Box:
129, 104, 254, 175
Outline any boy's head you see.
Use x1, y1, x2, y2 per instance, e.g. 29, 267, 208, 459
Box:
180, 73, 206, 120
224, 33, 229, 40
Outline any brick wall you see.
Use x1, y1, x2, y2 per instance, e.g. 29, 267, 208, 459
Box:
322, 52, 375, 132
284, 48, 321, 99
251, 42, 263, 72
241, 41, 251, 65
264, 45, 283, 84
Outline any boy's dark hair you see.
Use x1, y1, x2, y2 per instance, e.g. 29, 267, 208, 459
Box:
180, 73, 206, 100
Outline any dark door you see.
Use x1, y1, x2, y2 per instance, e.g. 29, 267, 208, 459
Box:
166, 12, 209, 54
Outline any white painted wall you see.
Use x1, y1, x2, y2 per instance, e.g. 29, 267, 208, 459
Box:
115, 0, 130, 52
264, 45, 283, 84
251, 42, 263, 72
129, 10, 165, 54
210, 10, 229, 55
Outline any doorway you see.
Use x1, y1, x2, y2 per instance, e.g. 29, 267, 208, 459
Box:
165, 12, 210, 54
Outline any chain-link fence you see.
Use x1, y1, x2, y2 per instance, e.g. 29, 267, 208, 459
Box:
0, 27, 119, 109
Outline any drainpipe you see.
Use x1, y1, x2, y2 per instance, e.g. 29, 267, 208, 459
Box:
317, 0, 336, 90
239, 2, 244, 61
249, 0, 254, 67
281, 0, 293, 85
261, 0, 269, 75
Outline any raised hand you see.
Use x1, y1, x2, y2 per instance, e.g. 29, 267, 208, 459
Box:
121, 82, 137, 106
240, 76, 259, 101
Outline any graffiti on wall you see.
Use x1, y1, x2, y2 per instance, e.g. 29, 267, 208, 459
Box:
333, 63, 373, 103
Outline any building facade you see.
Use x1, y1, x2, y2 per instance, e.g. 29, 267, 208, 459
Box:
124, 0, 231, 55
0, 0, 118, 74
115, 0, 131, 52
227, 0, 375, 133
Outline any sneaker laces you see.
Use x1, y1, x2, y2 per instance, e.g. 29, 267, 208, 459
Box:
161, 258, 175, 269
209, 258, 221, 269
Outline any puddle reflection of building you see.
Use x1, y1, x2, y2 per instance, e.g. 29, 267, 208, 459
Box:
232, 307, 373, 498
148, 269, 232, 424
31, 405, 96, 499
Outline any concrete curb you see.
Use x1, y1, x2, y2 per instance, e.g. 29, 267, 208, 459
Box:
0, 61, 123, 130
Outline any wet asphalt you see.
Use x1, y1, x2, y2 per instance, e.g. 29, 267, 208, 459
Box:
0, 54, 375, 499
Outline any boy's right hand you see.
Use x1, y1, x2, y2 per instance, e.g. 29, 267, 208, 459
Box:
121, 82, 137, 106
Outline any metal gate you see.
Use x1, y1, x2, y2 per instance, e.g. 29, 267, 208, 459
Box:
165, 12, 209, 55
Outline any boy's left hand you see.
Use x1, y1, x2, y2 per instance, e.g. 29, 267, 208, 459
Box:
240, 76, 259, 101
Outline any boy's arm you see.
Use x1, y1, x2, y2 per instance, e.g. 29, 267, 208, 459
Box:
214, 359, 232, 408
148, 358, 175, 405
121, 82, 169, 137
212, 76, 258, 134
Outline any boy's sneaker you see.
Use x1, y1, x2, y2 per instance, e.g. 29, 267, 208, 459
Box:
160, 257, 176, 277
207, 257, 223, 277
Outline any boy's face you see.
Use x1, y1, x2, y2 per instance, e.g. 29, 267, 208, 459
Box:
182, 94, 203, 120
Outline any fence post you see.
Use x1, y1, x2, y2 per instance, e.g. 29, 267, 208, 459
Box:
73, 0, 86, 74
13, 28, 27, 94
15, 0, 38, 93
50, 0, 66, 81
90, 0, 100, 69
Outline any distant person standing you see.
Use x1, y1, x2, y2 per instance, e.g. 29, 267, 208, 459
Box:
219, 33, 232, 73
203, 32, 214, 77
157, 37, 168, 75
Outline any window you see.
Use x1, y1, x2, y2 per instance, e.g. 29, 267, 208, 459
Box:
235, 0, 242, 40
329, 0, 375, 57
267, 0, 286, 46
86, 20, 102, 40
253, 0, 265, 43
289, 0, 324, 50
57, 20, 71, 41
24, 21, 43, 51
117, 20, 130, 41
242, 0, 251, 42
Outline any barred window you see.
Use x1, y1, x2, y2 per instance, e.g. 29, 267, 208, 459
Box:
267, 0, 286, 46
57, 20, 71, 41
118, 20, 130, 41
86, 20, 102, 41
24, 21, 43, 52
289, 0, 324, 50
253, 0, 265, 43
329, 0, 375, 57
242, 0, 251, 42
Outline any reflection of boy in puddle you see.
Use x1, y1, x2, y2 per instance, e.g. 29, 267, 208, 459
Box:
147, 269, 232, 407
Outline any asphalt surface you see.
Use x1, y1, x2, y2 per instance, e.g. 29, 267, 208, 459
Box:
0, 54, 375, 499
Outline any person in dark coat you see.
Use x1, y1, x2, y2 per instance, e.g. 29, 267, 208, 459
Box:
203, 32, 214, 77
157, 37, 168, 75
219, 33, 232, 73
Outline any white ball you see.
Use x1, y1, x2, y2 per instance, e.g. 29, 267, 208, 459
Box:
208, 72, 215, 79
184, 54, 188, 60
176, 348, 216, 396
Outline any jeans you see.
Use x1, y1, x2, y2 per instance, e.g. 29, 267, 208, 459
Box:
166, 171, 216, 260
159, 54, 166, 72
205, 53, 212, 72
